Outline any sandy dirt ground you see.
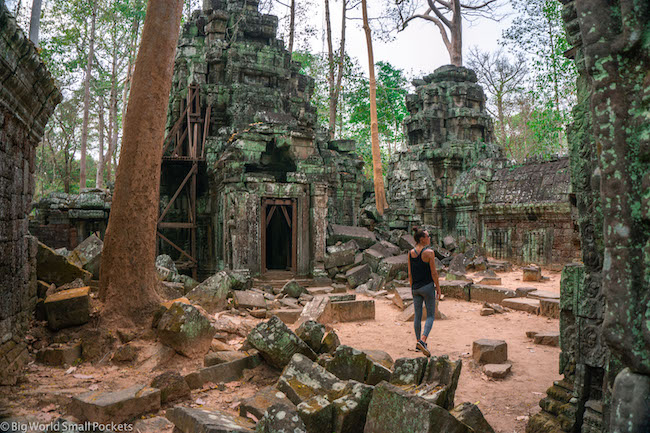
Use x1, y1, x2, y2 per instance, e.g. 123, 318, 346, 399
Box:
0, 267, 562, 433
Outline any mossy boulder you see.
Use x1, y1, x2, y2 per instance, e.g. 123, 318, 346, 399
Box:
246, 316, 317, 369
157, 302, 216, 357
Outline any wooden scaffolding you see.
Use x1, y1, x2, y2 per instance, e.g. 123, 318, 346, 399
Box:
157, 84, 211, 279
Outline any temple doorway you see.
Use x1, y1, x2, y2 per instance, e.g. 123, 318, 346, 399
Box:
261, 198, 296, 273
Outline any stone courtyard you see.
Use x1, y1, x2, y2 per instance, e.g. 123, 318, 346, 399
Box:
1, 0, 649, 432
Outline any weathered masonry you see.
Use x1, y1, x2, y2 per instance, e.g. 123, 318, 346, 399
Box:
526, 1, 650, 433
157, 0, 364, 279
385, 65, 580, 267
0, 5, 61, 384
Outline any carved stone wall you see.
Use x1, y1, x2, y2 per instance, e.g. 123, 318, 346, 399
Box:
0, 5, 61, 384
160, 0, 364, 278
527, 1, 650, 432
386, 65, 579, 266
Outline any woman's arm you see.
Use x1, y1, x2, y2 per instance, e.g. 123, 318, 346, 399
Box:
425, 250, 441, 299
407, 250, 413, 286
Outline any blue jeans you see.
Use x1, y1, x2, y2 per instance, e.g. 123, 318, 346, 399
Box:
412, 282, 436, 341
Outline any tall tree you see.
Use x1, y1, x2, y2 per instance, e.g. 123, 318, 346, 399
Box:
467, 47, 527, 147
391, 0, 500, 66
79, 0, 97, 190
29, 0, 42, 46
324, 0, 347, 137
361, 0, 387, 214
100, 0, 184, 326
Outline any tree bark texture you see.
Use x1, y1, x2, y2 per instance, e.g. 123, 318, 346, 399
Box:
79, 0, 97, 190
96, 97, 105, 188
99, 0, 184, 327
288, 0, 295, 54
29, 0, 42, 46
361, 0, 388, 214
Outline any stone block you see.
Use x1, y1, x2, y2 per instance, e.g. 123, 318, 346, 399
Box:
483, 363, 511, 379
324, 345, 368, 382
325, 242, 357, 269
398, 234, 416, 250
257, 403, 307, 433
233, 290, 266, 309
37, 241, 92, 286
331, 381, 374, 433
440, 280, 471, 301
150, 371, 190, 403
35, 342, 81, 366
166, 407, 254, 433
501, 298, 540, 314
609, 368, 650, 433
268, 308, 303, 324
377, 254, 408, 279
391, 286, 413, 309
515, 287, 537, 297
527, 290, 560, 300
277, 353, 345, 405
132, 416, 174, 433
185, 353, 261, 389
321, 330, 341, 354
296, 320, 326, 354
533, 332, 559, 347
185, 271, 232, 313
240, 386, 295, 421
470, 285, 517, 304
449, 254, 467, 273
390, 357, 428, 386
44, 287, 90, 330
487, 260, 512, 273
323, 300, 375, 323
67, 233, 103, 278
204, 350, 250, 366
157, 302, 216, 357
478, 277, 501, 286
246, 316, 317, 369
328, 139, 356, 153
307, 286, 333, 296
449, 402, 496, 433
446, 271, 472, 282
297, 395, 333, 433
328, 224, 376, 249
420, 355, 462, 410
443, 236, 457, 251
281, 280, 307, 298
472, 339, 507, 364
70, 384, 160, 423
540, 299, 560, 319
366, 360, 392, 386
362, 248, 386, 273
297, 295, 330, 326
328, 294, 356, 302
345, 264, 371, 288
523, 265, 542, 282
364, 382, 472, 433
480, 308, 494, 316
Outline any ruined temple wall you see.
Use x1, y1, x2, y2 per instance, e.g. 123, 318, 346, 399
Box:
0, 5, 61, 384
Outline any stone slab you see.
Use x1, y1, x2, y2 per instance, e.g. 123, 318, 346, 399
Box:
166, 407, 254, 433
204, 350, 251, 367
70, 384, 161, 423
328, 224, 377, 249
267, 309, 302, 324
391, 286, 413, 310
472, 339, 508, 364
501, 298, 540, 314
36, 342, 82, 366
44, 287, 90, 330
440, 280, 471, 301
321, 300, 375, 323
540, 299, 560, 319
527, 290, 560, 300
470, 285, 517, 304
483, 363, 511, 379
239, 386, 296, 422
533, 332, 559, 347
185, 353, 262, 389
233, 290, 266, 310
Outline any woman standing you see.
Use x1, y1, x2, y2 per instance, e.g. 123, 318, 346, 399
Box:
407, 227, 441, 357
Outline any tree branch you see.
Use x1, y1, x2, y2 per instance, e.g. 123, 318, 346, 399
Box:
426, 0, 452, 27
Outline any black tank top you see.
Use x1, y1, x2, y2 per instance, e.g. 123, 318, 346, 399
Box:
410, 247, 433, 290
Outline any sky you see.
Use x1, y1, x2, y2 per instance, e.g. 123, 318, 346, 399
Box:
289, 1, 514, 81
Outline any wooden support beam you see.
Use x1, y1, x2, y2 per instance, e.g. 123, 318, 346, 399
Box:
158, 222, 196, 229
157, 231, 197, 263
158, 164, 197, 223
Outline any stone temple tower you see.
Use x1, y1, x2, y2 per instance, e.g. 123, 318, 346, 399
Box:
385, 65, 503, 240
158, 0, 364, 278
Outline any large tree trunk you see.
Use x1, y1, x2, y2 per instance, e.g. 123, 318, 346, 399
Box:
288, 0, 295, 54
79, 1, 97, 190
324, 0, 335, 138
96, 97, 105, 188
361, 0, 388, 215
325, 0, 347, 138
29, 0, 42, 46
450, 0, 462, 66
99, 0, 184, 327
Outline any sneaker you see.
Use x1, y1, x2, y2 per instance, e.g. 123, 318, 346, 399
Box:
416, 340, 431, 357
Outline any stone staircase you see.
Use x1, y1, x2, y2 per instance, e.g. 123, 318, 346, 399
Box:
252, 271, 320, 290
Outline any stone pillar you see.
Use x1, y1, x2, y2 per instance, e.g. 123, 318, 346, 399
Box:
310, 182, 328, 276
0, 4, 62, 384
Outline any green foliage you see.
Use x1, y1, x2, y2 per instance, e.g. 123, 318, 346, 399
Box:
500, 0, 577, 161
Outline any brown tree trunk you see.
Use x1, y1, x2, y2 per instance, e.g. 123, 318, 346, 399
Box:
361, 0, 388, 215
79, 0, 97, 190
329, 0, 346, 137
450, 0, 462, 66
99, 0, 184, 327
324, 0, 335, 138
288, 0, 295, 54
96, 97, 105, 188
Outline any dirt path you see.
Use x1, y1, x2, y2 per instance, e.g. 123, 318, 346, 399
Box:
334, 267, 562, 433
0, 268, 562, 433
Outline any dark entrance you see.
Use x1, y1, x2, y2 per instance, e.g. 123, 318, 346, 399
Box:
261, 198, 297, 273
